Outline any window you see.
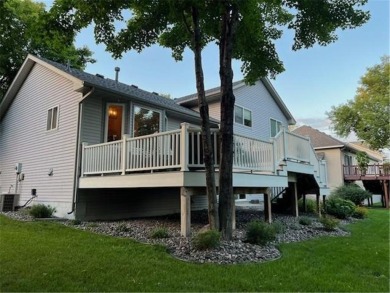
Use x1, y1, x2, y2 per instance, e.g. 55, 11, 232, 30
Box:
133, 105, 161, 137
270, 118, 282, 137
46, 106, 58, 131
106, 104, 124, 142
234, 105, 252, 127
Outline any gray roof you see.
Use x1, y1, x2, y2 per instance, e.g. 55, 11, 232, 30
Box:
292, 125, 345, 149
36, 56, 201, 118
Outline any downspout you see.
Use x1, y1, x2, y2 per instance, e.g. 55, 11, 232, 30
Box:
68, 87, 95, 215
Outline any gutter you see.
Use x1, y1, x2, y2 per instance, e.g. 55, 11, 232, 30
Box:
68, 86, 95, 215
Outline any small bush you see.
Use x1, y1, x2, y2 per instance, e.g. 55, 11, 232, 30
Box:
245, 220, 276, 245
324, 197, 356, 219
299, 216, 312, 226
272, 220, 285, 234
319, 216, 340, 231
28, 204, 56, 218
71, 219, 82, 225
150, 227, 169, 239
116, 222, 131, 233
290, 222, 301, 230
298, 198, 317, 213
331, 184, 372, 205
193, 230, 220, 250
353, 206, 369, 219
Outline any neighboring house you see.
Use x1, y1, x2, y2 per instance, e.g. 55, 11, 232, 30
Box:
0, 55, 329, 236
292, 125, 388, 205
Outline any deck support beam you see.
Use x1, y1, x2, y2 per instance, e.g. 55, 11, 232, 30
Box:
180, 187, 191, 237
264, 190, 272, 223
292, 182, 299, 217
316, 193, 321, 216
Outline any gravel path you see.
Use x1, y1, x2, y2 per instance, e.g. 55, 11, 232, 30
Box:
2, 208, 353, 265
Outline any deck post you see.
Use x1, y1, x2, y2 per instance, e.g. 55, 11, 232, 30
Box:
180, 187, 191, 237
264, 190, 272, 223
121, 135, 129, 175
180, 123, 189, 171
383, 180, 389, 209
292, 182, 299, 217
282, 128, 288, 160
316, 193, 321, 216
81, 142, 88, 177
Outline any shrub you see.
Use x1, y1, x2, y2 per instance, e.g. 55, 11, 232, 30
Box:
330, 184, 372, 205
299, 216, 312, 226
272, 220, 285, 234
193, 230, 220, 250
116, 222, 131, 233
245, 220, 276, 245
319, 216, 340, 231
353, 206, 369, 219
150, 227, 169, 239
324, 197, 356, 219
298, 198, 317, 213
28, 204, 56, 218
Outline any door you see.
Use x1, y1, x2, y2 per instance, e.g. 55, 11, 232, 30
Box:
105, 104, 124, 142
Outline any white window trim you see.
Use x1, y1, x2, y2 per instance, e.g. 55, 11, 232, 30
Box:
46, 105, 59, 132
132, 104, 162, 137
104, 103, 125, 142
270, 118, 283, 137
234, 104, 252, 128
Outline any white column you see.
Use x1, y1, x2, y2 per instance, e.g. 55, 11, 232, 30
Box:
180, 187, 191, 237
180, 123, 189, 171
121, 135, 129, 175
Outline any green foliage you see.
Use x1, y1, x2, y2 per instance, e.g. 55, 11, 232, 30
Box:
328, 56, 390, 149
299, 216, 313, 226
150, 227, 169, 239
245, 220, 277, 245
331, 184, 372, 205
353, 206, 369, 219
272, 220, 285, 234
319, 216, 340, 231
298, 198, 317, 213
324, 197, 356, 219
356, 151, 369, 173
115, 223, 131, 233
192, 230, 220, 251
0, 0, 94, 100
28, 204, 56, 218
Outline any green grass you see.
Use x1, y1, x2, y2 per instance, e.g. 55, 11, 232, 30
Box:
1, 209, 389, 292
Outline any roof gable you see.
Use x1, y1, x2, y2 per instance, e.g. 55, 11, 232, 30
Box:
175, 78, 296, 125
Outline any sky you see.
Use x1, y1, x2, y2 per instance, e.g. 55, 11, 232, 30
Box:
44, 0, 389, 139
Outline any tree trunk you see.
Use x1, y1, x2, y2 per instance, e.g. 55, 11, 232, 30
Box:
191, 6, 219, 230
218, 1, 238, 240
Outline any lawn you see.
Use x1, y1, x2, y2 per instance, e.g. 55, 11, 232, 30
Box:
0, 208, 389, 292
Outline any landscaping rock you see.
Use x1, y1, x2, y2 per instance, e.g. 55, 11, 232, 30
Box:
2, 208, 351, 265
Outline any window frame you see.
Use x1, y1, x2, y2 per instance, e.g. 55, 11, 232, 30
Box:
132, 104, 162, 137
104, 103, 125, 142
270, 118, 283, 137
234, 104, 252, 128
46, 106, 59, 131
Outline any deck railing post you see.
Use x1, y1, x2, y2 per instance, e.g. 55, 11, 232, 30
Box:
81, 142, 88, 177
180, 123, 189, 171
271, 137, 277, 174
282, 127, 287, 161
121, 135, 129, 175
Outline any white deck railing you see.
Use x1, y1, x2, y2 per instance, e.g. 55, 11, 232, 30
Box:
80, 123, 328, 187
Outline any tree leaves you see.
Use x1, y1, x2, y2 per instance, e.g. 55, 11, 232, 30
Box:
328, 56, 390, 150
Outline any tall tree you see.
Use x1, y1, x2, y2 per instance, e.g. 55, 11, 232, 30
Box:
54, 0, 369, 239
0, 0, 95, 100
328, 56, 390, 150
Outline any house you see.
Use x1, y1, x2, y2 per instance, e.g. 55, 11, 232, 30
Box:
292, 125, 389, 207
0, 55, 329, 236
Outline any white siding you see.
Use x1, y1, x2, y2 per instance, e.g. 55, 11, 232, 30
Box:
80, 96, 103, 144
0, 63, 81, 217
233, 81, 289, 140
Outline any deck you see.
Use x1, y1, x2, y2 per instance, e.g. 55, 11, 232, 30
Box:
343, 164, 390, 181
79, 123, 328, 190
